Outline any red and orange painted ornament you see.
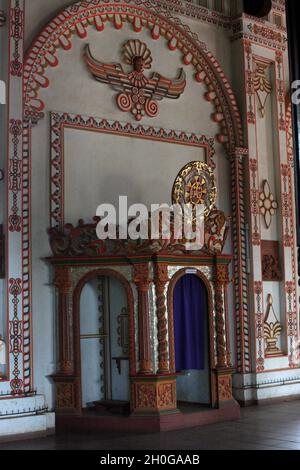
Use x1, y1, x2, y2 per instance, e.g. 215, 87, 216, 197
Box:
84, 39, 186, 121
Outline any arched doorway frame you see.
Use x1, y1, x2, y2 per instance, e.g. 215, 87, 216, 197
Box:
51, 264, 136, 414
167, 268, 216, 407
73, 268, 136, 411
49, 250, 237, 423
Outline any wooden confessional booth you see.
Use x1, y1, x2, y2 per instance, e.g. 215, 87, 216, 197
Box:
47, 162, 240, 432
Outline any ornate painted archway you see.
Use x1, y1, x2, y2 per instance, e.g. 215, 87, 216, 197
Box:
23, 0, 244, 151
6, 0, 248, 399
47, 242, 239, 427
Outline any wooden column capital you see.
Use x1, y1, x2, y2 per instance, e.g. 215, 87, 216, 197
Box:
133, 263, 151, 288
214, 263, 230, 286
54, 266, 72, 294
154, 263, 169, 285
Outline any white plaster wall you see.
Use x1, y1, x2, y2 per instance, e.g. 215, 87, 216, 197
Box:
64, 128, 207, 223
26, 2, 235, 409
0, 395, 54, 437
80, 279, 103, 407
233, 369, 300, 403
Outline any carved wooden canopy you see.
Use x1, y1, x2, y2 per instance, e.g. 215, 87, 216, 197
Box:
48, 208, 228, 258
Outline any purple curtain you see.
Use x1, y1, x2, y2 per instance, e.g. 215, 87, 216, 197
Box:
173, 274, 207, 371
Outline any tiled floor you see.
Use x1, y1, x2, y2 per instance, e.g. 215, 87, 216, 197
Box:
1, 401, 300, 450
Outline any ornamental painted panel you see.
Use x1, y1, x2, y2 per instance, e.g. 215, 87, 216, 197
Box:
264, 294, 282, 357
218, 375, 232, 402
157, 382, 176, 410
56, 383, 76, 410
85, 39, 186, 121
50, 111, 215, 230
261, 240, 282, 282
259, 180, 278, 229
136, 383, 156, 409
253, 57, 272, 118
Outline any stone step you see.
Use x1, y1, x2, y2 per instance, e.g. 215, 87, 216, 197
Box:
87, 400, 130, 416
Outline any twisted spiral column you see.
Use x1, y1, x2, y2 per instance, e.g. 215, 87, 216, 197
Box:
214, 263, 230, 369
155, 264, 169, 374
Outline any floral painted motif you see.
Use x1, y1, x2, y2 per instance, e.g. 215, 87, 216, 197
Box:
259, 180, 278, 229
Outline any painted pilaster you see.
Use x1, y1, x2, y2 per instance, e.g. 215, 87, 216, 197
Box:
7, 0, 28, 395
54, 267, 73, 375
231, 8, 300, 403
230, 147, 251, 372
213, 261, 237, 407
274, 51, 299, 366
0, 0, 8, 383
0, 0, 54, 436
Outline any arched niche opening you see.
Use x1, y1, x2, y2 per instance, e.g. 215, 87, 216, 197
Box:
172, 273, 212, 410
79, 275, 130, 415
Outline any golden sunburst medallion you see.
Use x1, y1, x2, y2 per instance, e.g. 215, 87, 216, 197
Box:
172, 161, 217, 217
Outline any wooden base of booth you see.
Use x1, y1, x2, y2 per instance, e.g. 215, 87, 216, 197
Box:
56, 403, 240, 434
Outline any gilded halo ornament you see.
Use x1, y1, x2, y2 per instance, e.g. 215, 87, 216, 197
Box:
172, 161, 217, 217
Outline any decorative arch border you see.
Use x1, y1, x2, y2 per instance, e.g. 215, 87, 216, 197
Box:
23, 0, 244, 152
72, 267, 136, 410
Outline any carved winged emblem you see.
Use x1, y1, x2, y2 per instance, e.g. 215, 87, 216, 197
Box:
84, 39, 186, 121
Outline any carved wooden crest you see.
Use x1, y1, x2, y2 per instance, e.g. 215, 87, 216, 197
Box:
84, 39, 186, 121
48, 209, 228, 258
